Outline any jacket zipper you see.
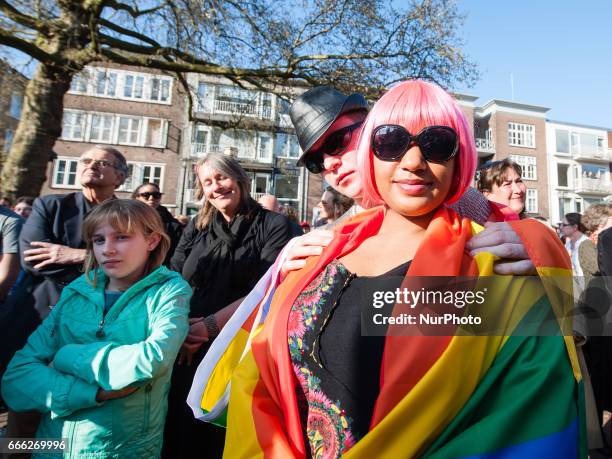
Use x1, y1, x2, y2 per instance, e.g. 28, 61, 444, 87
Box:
142, 383, 153, 434
96, 319, 105, 339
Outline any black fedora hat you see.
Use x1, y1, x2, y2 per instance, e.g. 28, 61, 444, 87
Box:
289, 86, 368, 167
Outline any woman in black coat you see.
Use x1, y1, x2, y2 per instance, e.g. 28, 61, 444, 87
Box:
162, 153, 295, 458
132, 182, 183, 265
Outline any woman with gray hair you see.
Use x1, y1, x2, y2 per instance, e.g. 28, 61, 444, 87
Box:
163, 153, 295, 458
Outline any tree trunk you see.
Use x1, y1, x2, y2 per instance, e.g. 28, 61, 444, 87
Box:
0, 63, 73, 199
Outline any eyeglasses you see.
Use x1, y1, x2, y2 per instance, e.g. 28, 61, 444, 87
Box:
138, 192, 163, 200
79, 158, 116, 169
371, 125, 459, 164
559, 223, 572, 227
303, 122, 363, 174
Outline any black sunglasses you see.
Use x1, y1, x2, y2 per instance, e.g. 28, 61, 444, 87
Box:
139, 191, 162, 199
303, 122, 363, 174
371, 125, 459, 164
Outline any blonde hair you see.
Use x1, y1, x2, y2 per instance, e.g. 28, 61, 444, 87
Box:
82, 199, 170, 287
194, 153, 255, 230
582, 203, 612, 234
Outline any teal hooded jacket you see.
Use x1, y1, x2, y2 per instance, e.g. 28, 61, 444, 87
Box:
2, 266, 191, 458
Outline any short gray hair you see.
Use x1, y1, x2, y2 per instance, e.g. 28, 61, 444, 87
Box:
84, 145, 129, 183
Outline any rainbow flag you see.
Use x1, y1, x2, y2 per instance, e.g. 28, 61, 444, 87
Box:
222, 207, 585, 458
187, 238, 298, 424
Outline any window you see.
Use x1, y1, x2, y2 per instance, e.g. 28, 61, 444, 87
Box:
261, 93, 273, 119
579, 133, 598, 156
150, 77, 170, 102
196, 81, 207, 111
119, 162, 164, 192
525, 189, 538, 213
90, 114, 114, 143
509, 155, 537, 180
575, 199, 582, 214
258, 133, 272, 161
275, 174, 299, 201
144, 119, 166, 147
508, 122, 535, 148
117, 116, 140, 144
123, 74, 144, 99
557, 163, 569, 187
70, 72, 88, 93
555, 129, 569, 153
143, 165, 163, 184
274, 133, 300, 158
253, 174, 270, 194
9, 92, 22, 119
53, 158, 80, 188
62, 111, 86, 140
598, 137, 605, 152
95, 70, 117, 97
571, 133, 580, 154
3, 130, 13, 153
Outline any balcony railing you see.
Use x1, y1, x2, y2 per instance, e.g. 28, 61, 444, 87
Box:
575, 177, 612, 195
191, 143, 223, 157
571, 147, 611, 162
475, 138, 495, 154
214, 99, 257, 115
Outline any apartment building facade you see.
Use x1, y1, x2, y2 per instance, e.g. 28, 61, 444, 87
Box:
43, 63, 185, 213
472, 100, 551, 219
179, 74, 320, 219
546, 120, 612, 224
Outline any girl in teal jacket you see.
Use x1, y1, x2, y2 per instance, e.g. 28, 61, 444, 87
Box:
2, 199, 191, 458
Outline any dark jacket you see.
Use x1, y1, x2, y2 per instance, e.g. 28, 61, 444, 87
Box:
19, 192, 92, 319
163, 204, 294, 458
170, 205, 294, 316
156, 205, 183, 266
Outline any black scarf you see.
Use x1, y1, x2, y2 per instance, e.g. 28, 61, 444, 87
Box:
187, 207, 260, 316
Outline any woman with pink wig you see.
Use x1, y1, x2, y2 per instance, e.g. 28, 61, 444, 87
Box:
222, 81, 583, 458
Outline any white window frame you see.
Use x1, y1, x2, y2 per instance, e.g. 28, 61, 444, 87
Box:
253, 173, 270, 195
52, 157, 81, 189
257, 132, 273, 162
508, 122, 535, 148
70, 70, 89, 94
94, 69, 118, 97
89, 113, 114, 143
117, 116, 141, 145
123, 73, 145, 99
68, 66, 173, 105
509, 154, 537, 180
525, 189, 538, 213
149, 77, 171, 103
118, 161, 165, 192
61, 110, 87, 141
143, 118, 168, 148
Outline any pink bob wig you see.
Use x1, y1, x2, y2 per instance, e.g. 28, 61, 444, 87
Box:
357, 80, 477, 208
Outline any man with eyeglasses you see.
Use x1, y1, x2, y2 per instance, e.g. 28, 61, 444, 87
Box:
19, 145, 129, 320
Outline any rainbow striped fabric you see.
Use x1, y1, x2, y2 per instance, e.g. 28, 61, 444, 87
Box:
195, 206, 585, 458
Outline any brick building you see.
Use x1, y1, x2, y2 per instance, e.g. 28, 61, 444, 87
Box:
179, 74, 321, 220
43, 63, 186, 213
472, 100, 551, 218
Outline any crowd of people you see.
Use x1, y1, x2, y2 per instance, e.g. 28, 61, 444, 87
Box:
0, 79, 609, 458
